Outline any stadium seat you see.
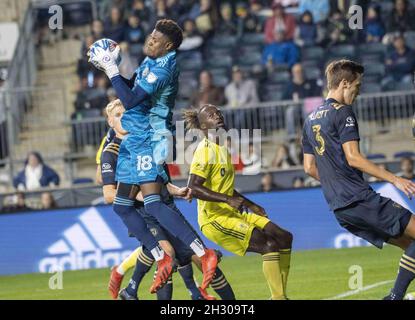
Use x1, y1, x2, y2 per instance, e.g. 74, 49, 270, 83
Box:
302, 46, 325, 61
304, 66, 321, 80
236, 52, 262, 66
358, 53, 383, 65
267, 71, 291, 84
175, 100, 190, 110
366, 153, 386, 160
240, 33, 265, 46
206, 47, 234, 58
363, 64, 385, 77
207, 67, 230, 78
207, 55, 233, 69
328, 44, 357, 60
394, 151, 415, 159
208, 35, 237, 49
212, 74, 230, 87
178, 56, 203, 71
404, 31, 415, 50
394, 82, 415, 91
262, 84, 286, 101
239, 44, 263, 56
358, 42, 386, 56
361, 82, 382, 94
263, 90, 285, 102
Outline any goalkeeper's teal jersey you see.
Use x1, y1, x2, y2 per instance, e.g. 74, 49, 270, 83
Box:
121, 51, 179, 137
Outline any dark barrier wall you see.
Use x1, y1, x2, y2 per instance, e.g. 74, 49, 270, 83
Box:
0, 183, 413, 275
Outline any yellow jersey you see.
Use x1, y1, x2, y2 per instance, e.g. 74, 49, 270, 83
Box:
190, 137, 236, 228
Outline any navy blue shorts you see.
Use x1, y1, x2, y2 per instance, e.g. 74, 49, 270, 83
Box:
137, 203, 195, 266
334, 191, 413, 249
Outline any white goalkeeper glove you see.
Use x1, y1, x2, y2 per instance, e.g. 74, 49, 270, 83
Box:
87, 43, 120, 79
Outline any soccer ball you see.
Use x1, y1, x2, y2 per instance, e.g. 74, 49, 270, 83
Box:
404, 292, 415, 300
89, 38, 121, 70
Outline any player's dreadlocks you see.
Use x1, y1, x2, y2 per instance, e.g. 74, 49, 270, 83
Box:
182, 108, 200, 130
156, 19, 183, 51
325, 59, 364, 90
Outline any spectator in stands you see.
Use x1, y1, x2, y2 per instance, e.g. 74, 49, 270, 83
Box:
91, 19, 105, 40
1, 192, 30, 213
236, 2, 263, 36
225, 66, 259, 108
217, 3, 237, 35
103, 6, 126, 43
271, 144, 296, 169
149, 0, 169, 29
258, 172, 279, 192
178, 19, 204, 61
118, 42, 137, 79
264, 2, 296, 44
292, 176, 305, 188
364, 4, 385, 43
241, 142, 262, 175
262, 30, 300, 68
283, 63, 321, 101
13, 152, 60, 191
131, 0, 151, 31
271, 0, 299, 9
294, 11, 321, 47
41, 192, 58, 210
298, 0, 330, 24
166, 0, 186, 23
124, 13, 145, 47
397, 157, 415, 180
382, 35, 415, 90
190, 70, 225, 107
386, 0, 415, 34
190, 0, 220, 37
326, 10, 353, 47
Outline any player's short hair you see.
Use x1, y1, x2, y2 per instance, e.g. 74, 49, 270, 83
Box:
325, 59, 364, 90
105, 99, 124, 117
155, 19, 183, 51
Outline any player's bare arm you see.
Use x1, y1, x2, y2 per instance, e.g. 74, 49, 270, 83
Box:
303, 154, 320, 181
342, 140, 415, 199
188, 174, 244, 211
166, 183, 192, 200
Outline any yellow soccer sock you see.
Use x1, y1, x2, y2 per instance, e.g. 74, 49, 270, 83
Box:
117, 247, 142, 275
279, 249, 291, 296
262, 252, 284, 300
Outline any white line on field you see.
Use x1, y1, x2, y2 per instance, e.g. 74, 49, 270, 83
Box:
323, 280, 394, 300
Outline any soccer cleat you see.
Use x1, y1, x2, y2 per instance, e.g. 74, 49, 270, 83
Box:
118, 288, 138, 300
383, 293, 401, 300
108, 266, 124, 300
200, 249, 219, 290
198, 287, 216, 300
150, 254, 177, 294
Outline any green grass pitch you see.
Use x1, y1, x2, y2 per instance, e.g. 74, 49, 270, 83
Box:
1, 246, 414, 300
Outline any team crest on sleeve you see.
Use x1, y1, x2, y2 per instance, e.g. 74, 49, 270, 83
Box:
146, 72, 158, 84
102, 163, 113, 173
346, 116, 356, 127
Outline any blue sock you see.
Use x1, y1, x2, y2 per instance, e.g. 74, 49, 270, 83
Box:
144, 195, 205, 254
391, 241, 415, 299
156, 273, 173, 300
113, 197, 159, 252
126, 247, 154, 297
177, 264, 202, 300
211, 267, 235, 300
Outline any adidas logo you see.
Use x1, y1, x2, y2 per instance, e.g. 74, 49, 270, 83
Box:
39, 207, 132, 273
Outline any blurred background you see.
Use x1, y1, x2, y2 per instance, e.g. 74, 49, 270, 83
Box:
0, 0, 414, 211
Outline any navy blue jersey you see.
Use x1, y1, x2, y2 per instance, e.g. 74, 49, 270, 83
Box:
100, 136, 174, 204
302, 98, 373, 210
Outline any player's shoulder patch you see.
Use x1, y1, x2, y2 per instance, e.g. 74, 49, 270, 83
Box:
146, 72, 158, 84
103, 142, 120, 155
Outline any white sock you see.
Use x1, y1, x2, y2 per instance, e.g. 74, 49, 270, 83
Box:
190, 239, 206, 258
151, 246, 165, 262
116, 265, 125, 275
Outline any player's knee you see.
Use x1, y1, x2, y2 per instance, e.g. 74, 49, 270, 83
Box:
263, 237, 280, 253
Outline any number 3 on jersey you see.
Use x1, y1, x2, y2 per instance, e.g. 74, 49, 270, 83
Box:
137, 155, 153, 171
312, 125, 325, 156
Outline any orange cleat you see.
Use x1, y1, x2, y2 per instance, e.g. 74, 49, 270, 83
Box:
150, 254, 176, 294
199, 287, 216, 300
200, 249, 219, 290
108, 266, 124, 299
